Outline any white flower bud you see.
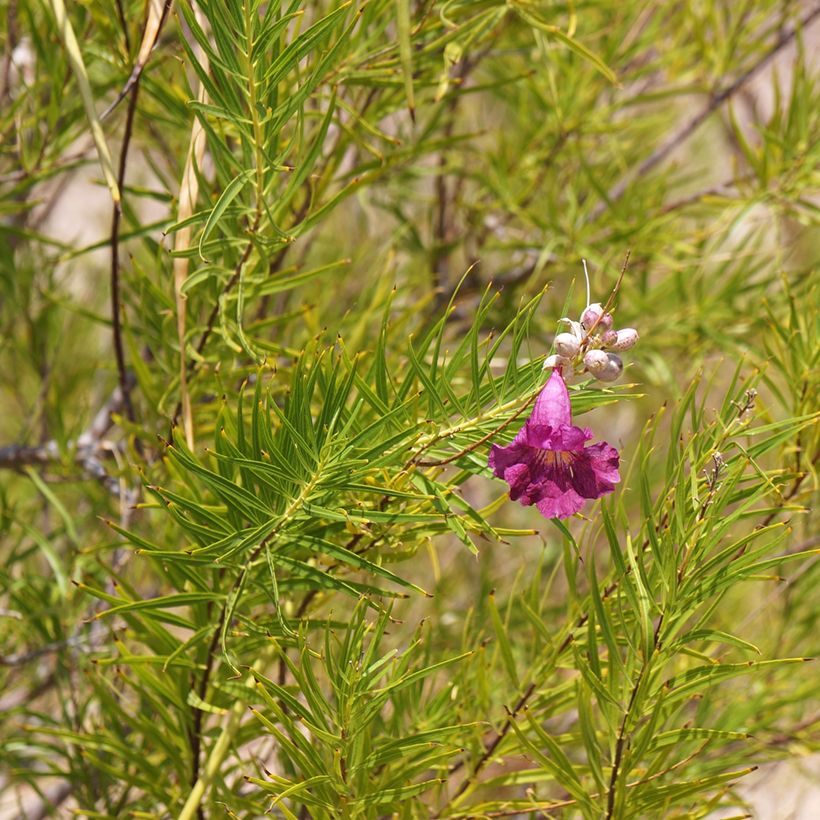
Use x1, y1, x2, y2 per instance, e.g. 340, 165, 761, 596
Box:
580, 303, 613, 332
559, 318, 585, 341
583, 349, 609, 374
554, 332, 580, 358
608, 328, 639, 351
596, 353, 624, 382
542, 354, 572, 374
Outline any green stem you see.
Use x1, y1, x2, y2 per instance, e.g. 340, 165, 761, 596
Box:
48, 0, 120, 204
244, 0, 265, 219
179, 645, 276, 820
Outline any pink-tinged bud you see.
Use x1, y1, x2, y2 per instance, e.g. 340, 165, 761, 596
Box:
580, 303, 613, 332
608, 328, 639, 351
554, 332, 580, 358
583, 349, 609, 374
596, 353, 624, 382
601, 329, 618, 346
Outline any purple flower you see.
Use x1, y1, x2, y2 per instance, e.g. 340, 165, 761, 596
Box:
489, 370, 620, 519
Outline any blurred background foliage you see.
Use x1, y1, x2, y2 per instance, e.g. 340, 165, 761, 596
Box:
0, 0, 818, 817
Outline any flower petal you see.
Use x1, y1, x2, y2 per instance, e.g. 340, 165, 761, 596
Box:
488, 369, 621, 520
573, 442, 621, 497
535, 485, 588, 519
529, 369, 571, 429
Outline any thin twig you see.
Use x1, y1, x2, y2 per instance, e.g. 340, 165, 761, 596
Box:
189, 621, 222, 798
605, 613, 664, 819
171, 218, 260, 430
0, 379, 135, 500
473, 742, 716, 817
593, 5, 820, 218
110, 84, 140, 425
442, 509, 672, 804
113, 0, 131, 54
447, 681, 537, 809
99, 0, 173, 122
658, 174, 754, 215
431, 57, 473, 300
109, 0, 173, 427
0, 623, 105, 667
413, 390, 538, 467
578, 252, 631, 346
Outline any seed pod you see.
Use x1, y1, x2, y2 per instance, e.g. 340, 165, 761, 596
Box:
596, 353, 624, 382
608, 328, 639, 351
583, 349, 609, 374
554, 332, 580, 358
580, 303, 613, 332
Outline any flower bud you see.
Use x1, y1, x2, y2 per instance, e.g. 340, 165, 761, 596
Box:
580, 303, 613, 332
601, 329, 618, 347
583, 349, 609, 375
608, 328, 639, 351
596, 353, 624, 382
542, 354, 572, 376
554, 332, 580, 358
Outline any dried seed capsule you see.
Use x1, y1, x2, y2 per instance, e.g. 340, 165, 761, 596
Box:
608, 328, 639, 351
583, 349, 610, 374
596, 353, 624, 382
554, 332, 580, 358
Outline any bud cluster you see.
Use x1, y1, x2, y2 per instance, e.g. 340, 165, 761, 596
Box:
544, 301, 639, 382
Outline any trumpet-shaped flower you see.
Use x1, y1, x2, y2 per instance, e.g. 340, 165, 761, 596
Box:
489, 369, 620, 519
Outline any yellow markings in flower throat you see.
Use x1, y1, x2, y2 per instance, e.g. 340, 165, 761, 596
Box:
533, 449, 575, 471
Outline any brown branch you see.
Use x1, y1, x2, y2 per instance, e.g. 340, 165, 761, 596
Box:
100, 0, 173, 122
441, 625, 580, 805
443, 509, 671, 806
605, 613, 664, 819
413, 390, 538, 467
110, 84, 140, 425
113, 0, 131, 54
475, 742, 716, 817
431, 57, 472, 300
432, 147, 451, 296
189, 619, 223, 808
445, 680, 537, 809
108, 0, 173, 427
658, 174, 754, 215
594, 5, 820, 218
0, 622, 105, 667
605, 676, 642, 818
0, 378, 135, 500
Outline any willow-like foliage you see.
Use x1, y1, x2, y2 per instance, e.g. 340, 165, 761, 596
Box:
0, 1, 818, 817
